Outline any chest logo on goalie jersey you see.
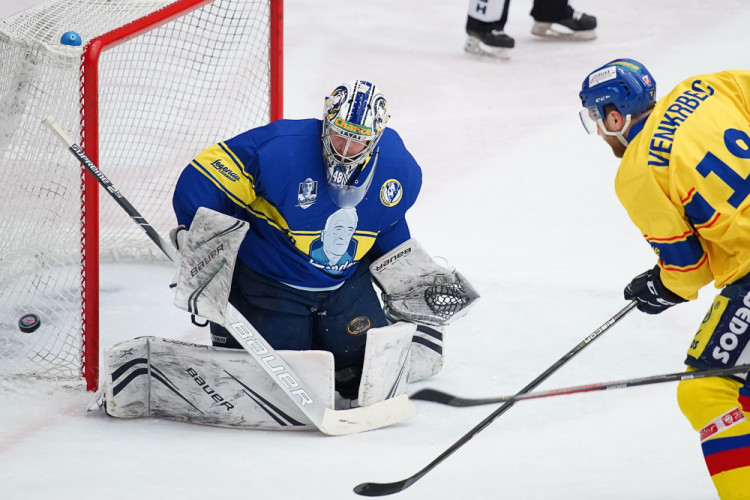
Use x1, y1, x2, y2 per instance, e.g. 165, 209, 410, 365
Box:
308, 208, 358, 275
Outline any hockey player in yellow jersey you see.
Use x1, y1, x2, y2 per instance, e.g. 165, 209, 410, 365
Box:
579, 59, 750, 499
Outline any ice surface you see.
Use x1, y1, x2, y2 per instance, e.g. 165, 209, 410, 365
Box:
3, 0, 750, 498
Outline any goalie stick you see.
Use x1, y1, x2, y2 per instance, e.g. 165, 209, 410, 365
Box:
42, 115, 416, 436
353, 301, 637, 496
411, 364, 750, 407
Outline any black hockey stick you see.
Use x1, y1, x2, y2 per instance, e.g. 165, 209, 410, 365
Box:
353, 300, 637, 496
411, 364, 750, 407
42, 115, 416, 436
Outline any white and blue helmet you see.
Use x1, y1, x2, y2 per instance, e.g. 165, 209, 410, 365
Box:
322, 80, 389, 208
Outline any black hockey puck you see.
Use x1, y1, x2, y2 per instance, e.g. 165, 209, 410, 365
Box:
346, 316, 371, 335
18, 313, 41, 333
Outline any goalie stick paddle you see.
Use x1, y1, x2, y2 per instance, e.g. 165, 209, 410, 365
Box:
42, 115, 416, 436
411, 364, 750, 407
353, 300, 637, 496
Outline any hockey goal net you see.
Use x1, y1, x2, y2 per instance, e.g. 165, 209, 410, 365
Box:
0, 0, 283, 391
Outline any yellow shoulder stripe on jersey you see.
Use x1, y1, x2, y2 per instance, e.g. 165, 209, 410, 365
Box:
218, 142, 255, 182
192, 143, 256, 211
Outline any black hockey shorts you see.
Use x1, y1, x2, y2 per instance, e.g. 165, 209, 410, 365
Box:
686, 274, 750, 378
210, 259, 388, 370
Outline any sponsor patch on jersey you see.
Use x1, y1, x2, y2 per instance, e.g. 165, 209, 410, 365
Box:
380, 179, 402, 207
588, 66, 617, 87
700, 407, 745, 441
210, 158, 240, 182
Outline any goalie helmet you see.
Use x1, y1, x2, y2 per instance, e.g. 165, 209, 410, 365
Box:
322, 80, 389, 208
578, 58, 656, 135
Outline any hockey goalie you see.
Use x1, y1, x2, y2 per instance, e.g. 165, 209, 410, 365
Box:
100, 80, 479, 432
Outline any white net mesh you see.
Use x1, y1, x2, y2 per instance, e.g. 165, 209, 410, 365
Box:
0, 0, 276, 385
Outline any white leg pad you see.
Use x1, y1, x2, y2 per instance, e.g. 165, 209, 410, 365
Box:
358, 322, 415, 407
409, 324, 445, 382
103, 337, 334, 431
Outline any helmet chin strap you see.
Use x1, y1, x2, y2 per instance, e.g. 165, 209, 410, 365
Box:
597, 114, 631, 147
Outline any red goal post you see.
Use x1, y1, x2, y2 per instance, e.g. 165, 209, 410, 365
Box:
0, 0, 283, 391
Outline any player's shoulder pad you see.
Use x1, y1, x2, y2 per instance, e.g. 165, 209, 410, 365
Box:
239, 118, 321, 147
377, 129, 421, 174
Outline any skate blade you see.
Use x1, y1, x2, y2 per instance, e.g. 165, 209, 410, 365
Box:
464, 37, 510, 60
531, 23, 596, 41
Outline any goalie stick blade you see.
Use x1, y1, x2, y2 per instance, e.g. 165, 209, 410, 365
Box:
320, 394, 416, 436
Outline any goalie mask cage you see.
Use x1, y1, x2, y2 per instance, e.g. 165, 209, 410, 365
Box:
0, 0, 283, 391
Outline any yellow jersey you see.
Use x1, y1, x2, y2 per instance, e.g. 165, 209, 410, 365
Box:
616, 70, 750, 300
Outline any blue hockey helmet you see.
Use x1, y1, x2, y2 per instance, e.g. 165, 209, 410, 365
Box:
322, 79, 389, 208
579, 59, 656, 134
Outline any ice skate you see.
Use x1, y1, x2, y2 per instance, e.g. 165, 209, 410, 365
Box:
464, 27, 514, 60
531, 9, 597, 40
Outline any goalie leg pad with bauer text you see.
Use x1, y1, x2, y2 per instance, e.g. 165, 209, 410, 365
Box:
369, 239, 479, 326
102, 336, 334, 431
173, 207, 249, 325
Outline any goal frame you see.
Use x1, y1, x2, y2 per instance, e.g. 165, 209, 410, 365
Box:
76, 0, 284, 391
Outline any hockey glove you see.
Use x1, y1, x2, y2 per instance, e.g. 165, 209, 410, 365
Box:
624, 265, 686, 314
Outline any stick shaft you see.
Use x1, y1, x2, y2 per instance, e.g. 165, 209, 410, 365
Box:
354, 301, 637, 496
42, 116, 179, 262
412, 364, 750, 407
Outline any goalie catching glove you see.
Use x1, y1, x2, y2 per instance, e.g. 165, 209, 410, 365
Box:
369, 239, 479, 326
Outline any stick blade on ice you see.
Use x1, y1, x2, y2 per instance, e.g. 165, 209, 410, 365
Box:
353, 477, 416, 497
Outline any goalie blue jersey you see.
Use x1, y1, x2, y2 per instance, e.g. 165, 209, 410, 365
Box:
172, 119, 422, 289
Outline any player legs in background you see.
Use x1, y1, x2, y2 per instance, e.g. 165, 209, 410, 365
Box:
464, 0, 597, 60
465, 0, 514, 59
